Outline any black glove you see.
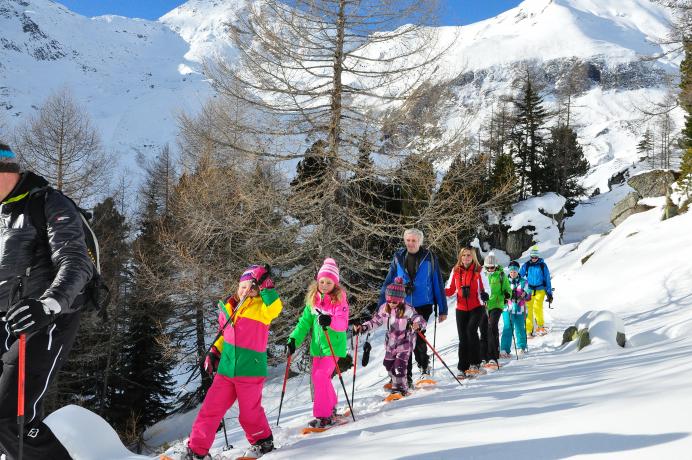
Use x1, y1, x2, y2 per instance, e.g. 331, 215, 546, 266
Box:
203, 346, 221, 376
361, 339, 372, 367
504, 291, 511, 300
318, 313, 332, 328
286, 338, 296, 356
547, 294, 554, 303
480, 291, 489, 302
512, 290, 519, 301
6, 298, 55, 335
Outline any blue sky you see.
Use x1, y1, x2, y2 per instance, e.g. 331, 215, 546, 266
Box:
59, 0, 523, 25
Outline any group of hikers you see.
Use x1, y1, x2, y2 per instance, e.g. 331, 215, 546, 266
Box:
0, 139, 553, 460
184, 229, 553, 460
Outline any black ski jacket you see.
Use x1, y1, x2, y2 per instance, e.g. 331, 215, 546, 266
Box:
0, 172, 93, 313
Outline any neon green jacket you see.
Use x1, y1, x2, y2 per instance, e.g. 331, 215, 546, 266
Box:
485, 267, 511, 311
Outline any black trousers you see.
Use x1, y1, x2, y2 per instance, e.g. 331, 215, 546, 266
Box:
0, 312, 80, 460
479, 308, 489, 361
486, 309, 502, 362
407, 304, 433, 378
456, 307, 483, 372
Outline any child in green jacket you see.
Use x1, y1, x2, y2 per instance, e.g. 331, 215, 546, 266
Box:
482, 253, 511, 368
286, 258, 349, 429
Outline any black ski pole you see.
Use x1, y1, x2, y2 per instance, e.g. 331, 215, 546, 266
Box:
276, 354, 292, 426
416, 330, 464, 389
432, 305, 438, 376
351, 332, 359, 407
220, 418, 231, 450
323, 328, 356, 422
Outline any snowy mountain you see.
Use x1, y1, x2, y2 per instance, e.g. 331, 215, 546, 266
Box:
0, 0, 212, 172
0, 0, 683, 187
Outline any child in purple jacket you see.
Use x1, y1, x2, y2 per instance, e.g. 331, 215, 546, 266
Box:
354, 277, 426, 396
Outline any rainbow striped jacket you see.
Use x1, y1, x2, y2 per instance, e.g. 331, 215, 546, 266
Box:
213, 288, 283, 377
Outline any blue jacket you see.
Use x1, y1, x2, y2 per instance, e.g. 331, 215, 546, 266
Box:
379, 248, 448, 315
519, 258, 552, 295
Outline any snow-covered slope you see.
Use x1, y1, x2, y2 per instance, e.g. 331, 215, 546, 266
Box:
0, 0, 212, 171
141, 203, 692, 459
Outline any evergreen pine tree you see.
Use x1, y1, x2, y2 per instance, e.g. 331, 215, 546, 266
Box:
45, 197, 130, 417
395, 153, 436, 219
677, 39, 692, 201
289, 140, 332, 224
637, 128, 654, 166
544, 126, 590, 214
510, 73, 549, 199
489, 152, 516, 212
433, 154, 490, 267
108, 157, 175, 443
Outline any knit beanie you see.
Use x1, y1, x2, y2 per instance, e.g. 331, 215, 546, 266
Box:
0, 142, 20, 173
508, 260, 520, 273
317, 257, 340, 285
239, 265, 258, 282
529, 245, 540, 258
484, 252, 498, 268
385, 277, 407, 303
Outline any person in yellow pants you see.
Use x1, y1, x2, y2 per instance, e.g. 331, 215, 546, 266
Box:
520, 246, 553, 336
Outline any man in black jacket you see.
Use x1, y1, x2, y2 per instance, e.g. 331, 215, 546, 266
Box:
0, 142, 93, 460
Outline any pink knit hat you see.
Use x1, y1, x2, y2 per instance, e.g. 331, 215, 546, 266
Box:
317, 258, 340, 285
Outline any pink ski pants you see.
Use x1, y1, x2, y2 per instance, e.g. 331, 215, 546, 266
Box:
312, 356, 337, 418
188, 374, 271, 456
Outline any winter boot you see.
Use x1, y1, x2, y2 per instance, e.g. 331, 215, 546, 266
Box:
466, 365, 486, 376
383, 379, 393, 390
499, 351, 512, 359
308, 417, 335, 429
242, 435, 274, 459
456, 371, 467, 380
184, 446, 212, 460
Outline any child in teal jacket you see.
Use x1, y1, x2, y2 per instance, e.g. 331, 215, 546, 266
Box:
501, 261, 531, 357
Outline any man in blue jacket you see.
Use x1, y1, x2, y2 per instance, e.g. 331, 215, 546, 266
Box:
380, 229, 447, 385
520, 246, 553, 337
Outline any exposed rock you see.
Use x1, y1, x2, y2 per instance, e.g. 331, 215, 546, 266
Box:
608, 169, 630, 191
627, 170, 676, 198
581, 252, 594, 265
573, 310, 626, 350
576, 329, 591, 350
562, 326, 578, 345
505, 226, 536, 260
610, 191, 653, 226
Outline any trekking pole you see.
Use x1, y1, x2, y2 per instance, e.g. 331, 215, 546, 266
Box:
351, 332, 359, 406
17, 333, 26, 460
220, 418, 231, 450
323, 328, 356, 422
416, 330, 464, 389
276, 354, 292, 426
432, 305, 438, 376
511, 317, 519, 361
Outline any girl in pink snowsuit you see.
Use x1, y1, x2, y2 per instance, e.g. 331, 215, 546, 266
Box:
287, 258, 350, 428
186, 265, 282, 460
354, 277, 426, 395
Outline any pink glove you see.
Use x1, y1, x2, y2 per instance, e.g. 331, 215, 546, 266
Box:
250, 265, 274, 289
203, 346, 221, 375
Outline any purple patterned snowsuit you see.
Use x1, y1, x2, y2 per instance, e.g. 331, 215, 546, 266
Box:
361, 303, 426, 392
